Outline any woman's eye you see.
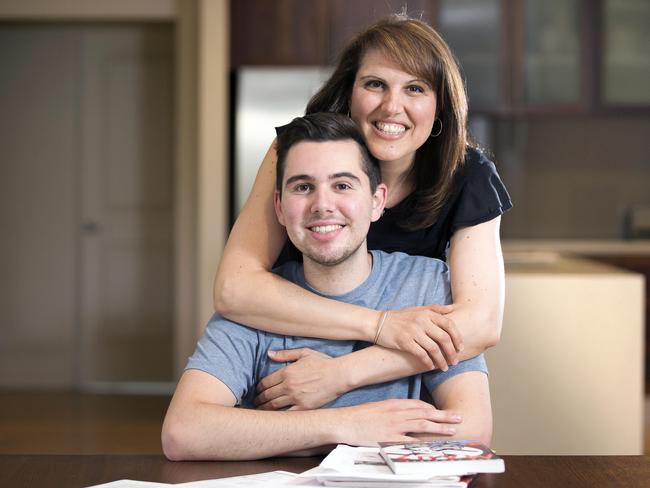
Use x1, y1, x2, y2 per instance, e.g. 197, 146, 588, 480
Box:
407, 84, 425, 94
365, 79, 384, 89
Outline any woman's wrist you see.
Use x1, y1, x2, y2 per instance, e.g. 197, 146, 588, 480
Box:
357, 309, 384, 343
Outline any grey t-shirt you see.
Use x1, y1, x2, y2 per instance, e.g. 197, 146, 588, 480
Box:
187, 250, 487, 408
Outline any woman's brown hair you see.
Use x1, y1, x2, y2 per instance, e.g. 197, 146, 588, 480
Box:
305, 14, 468, 230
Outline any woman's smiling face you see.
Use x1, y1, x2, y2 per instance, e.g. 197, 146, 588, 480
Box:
350, 48, 437, 171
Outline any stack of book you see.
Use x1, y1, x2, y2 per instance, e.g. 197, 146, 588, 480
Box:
379, 439, 504, 476
304, 440, 504, 487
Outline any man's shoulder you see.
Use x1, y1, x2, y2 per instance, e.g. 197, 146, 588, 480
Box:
370, 250, 450, 306
372, 249, 448, 273
203, 312, 262, 342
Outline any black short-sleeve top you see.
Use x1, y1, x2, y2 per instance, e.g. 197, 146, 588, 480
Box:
367, 146, 512, 261
275, 146, 512, 265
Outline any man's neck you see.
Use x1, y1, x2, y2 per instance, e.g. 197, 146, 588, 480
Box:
302, 248, 373, 296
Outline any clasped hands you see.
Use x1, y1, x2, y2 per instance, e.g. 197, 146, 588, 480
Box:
255, 304, 462, 429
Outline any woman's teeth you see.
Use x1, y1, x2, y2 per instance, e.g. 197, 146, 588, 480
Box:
311, 225, 342, 234
375, 122, 406, 135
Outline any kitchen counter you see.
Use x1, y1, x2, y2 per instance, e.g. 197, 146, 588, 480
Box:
503, 239, 650, 256
489, 251, 645, 455
503, 251, 636, 274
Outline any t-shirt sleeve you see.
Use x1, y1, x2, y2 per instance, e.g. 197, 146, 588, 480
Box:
422, 353, 488, 393
185, 313, 259, 405
451, 151, 513, 230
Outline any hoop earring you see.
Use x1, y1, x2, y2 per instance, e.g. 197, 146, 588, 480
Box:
347, 108, 352, 118
430, 118, 443, 138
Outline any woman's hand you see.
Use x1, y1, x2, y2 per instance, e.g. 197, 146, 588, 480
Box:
254, 348, 343, 410
375, 304, 463, 371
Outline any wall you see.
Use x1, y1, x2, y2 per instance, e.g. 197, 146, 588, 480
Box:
497, 114, 650, 239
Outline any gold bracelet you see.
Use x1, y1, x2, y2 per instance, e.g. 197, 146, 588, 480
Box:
373, 311, 389, 344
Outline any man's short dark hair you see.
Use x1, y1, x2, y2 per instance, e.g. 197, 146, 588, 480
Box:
275, 112, 381, 193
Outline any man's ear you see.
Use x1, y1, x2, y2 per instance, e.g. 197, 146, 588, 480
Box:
370, 183, 388, 222
274, 190, 286, 226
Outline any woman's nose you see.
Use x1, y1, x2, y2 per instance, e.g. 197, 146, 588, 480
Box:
380, 89, 402, 114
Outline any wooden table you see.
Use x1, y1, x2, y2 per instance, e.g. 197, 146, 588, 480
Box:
1, 454, 648, 487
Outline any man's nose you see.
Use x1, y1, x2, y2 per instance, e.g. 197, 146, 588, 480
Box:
310, 188, 335, 214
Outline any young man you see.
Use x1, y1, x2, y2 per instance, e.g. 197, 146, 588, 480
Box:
162, 113, 492, 461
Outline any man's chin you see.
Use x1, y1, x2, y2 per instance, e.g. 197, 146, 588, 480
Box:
303, 252, 350, 267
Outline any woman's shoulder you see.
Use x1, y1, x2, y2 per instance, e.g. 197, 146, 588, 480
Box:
449, 145, 513, 229
456, 145, 499, 182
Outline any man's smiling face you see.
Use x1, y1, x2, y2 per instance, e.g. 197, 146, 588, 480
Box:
275, 139, 385, 267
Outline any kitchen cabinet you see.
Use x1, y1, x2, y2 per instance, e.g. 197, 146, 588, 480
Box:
437, 0, 587, 112
488, 251, 644, 454
231, 2, 650, 111
504, 240, 650, 387
439, 0, 650, 112
583, 253, 650, 384
436, 0, 502, 111
230, 0, 433, 66
603, 0, 650, 106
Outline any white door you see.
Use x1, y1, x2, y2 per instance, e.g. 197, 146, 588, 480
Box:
0, 23, 174, 388
78, 25, 174, 386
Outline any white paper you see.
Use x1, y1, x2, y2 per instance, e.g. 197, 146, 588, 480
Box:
85, 470, 320, 488
85, 481, 171, 488
176, 470, 318, 487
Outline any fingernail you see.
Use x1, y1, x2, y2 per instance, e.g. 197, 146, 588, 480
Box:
452, 415, 462, 422
448, 428, 456, 435
459, 344, 465, 352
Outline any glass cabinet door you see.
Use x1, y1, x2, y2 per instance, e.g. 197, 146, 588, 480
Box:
522, 0, 581, 105
603, 0, 650, 105
437, 0, 501, 111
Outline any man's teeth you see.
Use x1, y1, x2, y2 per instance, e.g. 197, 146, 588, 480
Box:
376, 122, 406, 134
311, 225, 342, 234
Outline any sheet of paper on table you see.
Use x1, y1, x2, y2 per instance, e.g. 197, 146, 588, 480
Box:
85, 470, 320, 488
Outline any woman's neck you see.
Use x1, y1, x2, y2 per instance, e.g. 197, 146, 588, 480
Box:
380, 159, 415, 208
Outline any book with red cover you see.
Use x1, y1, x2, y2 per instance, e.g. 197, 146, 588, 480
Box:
379, 440, 505, 476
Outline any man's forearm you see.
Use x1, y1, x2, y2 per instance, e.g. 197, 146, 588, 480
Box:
337, 341, 487, 393
338, 345, 432, 391
162, 401, 339, 461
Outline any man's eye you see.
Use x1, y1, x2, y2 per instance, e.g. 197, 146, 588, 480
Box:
336, 183, 352, 190
294, 184, 311, 192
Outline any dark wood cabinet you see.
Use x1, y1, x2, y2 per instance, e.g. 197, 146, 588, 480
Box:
230, 0, 330, 65
230, 0, 436, 66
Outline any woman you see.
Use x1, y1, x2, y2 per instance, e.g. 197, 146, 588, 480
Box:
214, 14, 512, 410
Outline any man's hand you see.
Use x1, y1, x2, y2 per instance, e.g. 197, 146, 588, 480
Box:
255, 348, 342, 410
375, 304, 462, 371
337, 399, 462, 446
